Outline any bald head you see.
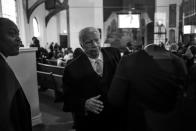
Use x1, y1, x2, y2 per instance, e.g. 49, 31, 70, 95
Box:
79, 27, 100, 45
0, 17, 20, 57
0, 18, 18, 35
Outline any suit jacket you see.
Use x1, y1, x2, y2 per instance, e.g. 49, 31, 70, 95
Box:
108, 50, 187, 131
184, 64, 196, 131
0, 55, 32, 131
63, 47, 121, 130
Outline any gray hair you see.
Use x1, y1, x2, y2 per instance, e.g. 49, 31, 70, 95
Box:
79, 27, 100, 46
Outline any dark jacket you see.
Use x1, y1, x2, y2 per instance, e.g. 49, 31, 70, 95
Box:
0, 55, 32, 131
108, 49, 187, 131
63, 47, 121, 131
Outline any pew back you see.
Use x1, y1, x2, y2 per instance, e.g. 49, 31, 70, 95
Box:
37, 63, 64, 75
37, 63, 64, 102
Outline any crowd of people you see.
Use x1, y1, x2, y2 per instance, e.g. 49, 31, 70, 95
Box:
1, 17, 196, 131
30, 38, 74, 66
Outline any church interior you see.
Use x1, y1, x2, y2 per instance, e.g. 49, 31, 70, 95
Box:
1, 0, 196, 131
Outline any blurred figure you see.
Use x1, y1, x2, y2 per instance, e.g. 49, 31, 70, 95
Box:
0, 18, 32, 131
132, 41, 143, 53
108, 44, 187, 131
47, 42, 54, 59
19, 40, 24, 47
63, 51, 73, 62
73, 48, 83, 58
123, 41, 133, 55
63, 27, 121, 131
169, 42, 179, 56
183, 45, 196, 71
65, 48, 83, 66
30, 36, 40, 48
30, 36, 41, 60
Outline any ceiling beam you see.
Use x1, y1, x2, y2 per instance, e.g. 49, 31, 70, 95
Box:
45, 0, 68, 26
26, 0, 46, 23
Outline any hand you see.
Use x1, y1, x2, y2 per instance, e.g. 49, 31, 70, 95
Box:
85, 95, 104, 114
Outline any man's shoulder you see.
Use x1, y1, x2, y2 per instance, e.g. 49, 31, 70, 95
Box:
124, 50, 145, 58
102, 47, 119, 52
101, 47, 121, 56
120, 50, 146, 64
65, 53, 85, 69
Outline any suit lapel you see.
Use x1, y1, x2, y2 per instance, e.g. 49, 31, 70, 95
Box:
101, 48, 111, 78
79, 49, 108, 78
79, 52, 100, 77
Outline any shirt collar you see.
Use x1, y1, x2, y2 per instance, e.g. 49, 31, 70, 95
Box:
0, 52, 6, 61
88, 51, 103, 63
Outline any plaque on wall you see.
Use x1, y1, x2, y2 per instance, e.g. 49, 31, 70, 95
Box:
169, 4, 176, 27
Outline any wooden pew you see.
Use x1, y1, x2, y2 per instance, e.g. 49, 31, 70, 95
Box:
45, 59, 57, 66
37, 63, 65, 102
37, 71, 55, 90
37, 63, 64, 75
52, 74, 64, 102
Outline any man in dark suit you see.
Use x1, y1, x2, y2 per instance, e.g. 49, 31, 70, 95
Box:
0, 18, 32, 131
63, 27, 121, 131
108, 44, 187, 131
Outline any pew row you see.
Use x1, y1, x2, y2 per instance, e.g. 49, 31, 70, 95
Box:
37, 63, 64, 75
37, 63, 64, 102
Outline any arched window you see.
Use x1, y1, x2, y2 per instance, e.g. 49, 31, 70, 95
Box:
1, 0, 17, 24
33, 17, 40, 37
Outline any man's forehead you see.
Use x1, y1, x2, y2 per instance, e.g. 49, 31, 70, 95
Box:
82, 29, 99, 39
82, 27, 99, 35
85, 31, 99, 37
82, 33, 99, 43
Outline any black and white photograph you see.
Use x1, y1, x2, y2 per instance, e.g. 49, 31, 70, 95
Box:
0, 0, 196, 131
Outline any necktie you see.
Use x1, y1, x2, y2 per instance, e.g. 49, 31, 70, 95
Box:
95, 59, 103, 76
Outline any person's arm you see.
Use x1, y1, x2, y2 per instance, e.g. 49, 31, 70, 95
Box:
108, 56, 129, 108
62, 67, 86, 113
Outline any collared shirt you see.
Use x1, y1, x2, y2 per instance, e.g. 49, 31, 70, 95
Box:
0, 52, 6, 62
88, 51, 103, 76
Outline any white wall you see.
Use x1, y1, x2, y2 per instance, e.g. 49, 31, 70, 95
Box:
69, 0, 103, 49
20, 0, 64, 47
0, 0, 2, 16
46, 16, 59, 45
16, 0, 27, 46
46, 10, 68, 46
59, 10, 67, 34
